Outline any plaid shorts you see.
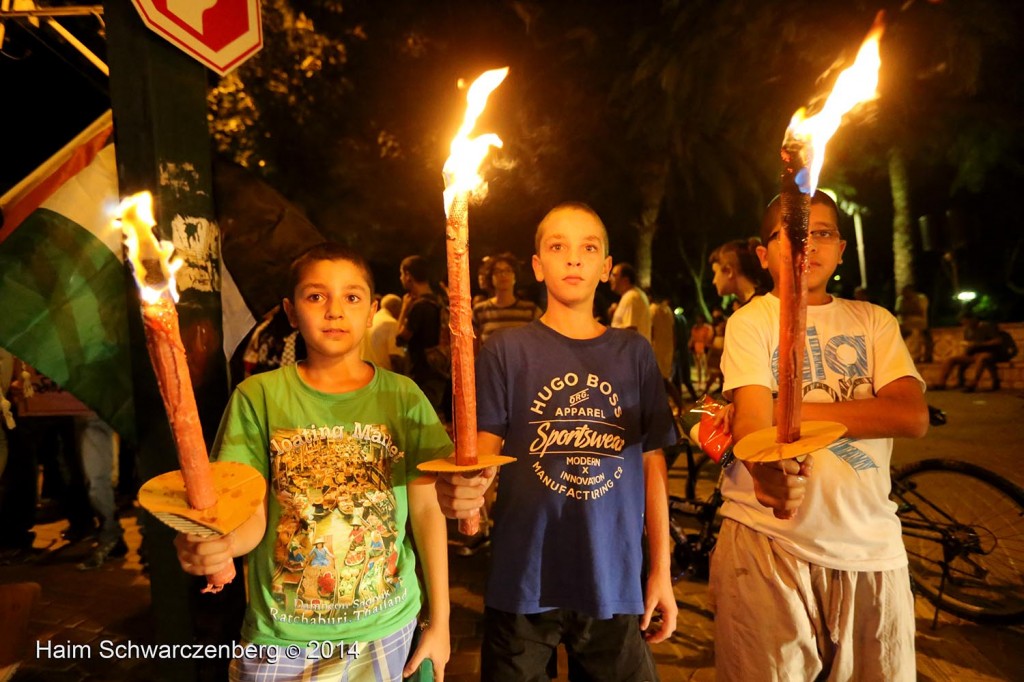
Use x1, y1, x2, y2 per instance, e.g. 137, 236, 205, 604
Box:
229, 618, 417, 682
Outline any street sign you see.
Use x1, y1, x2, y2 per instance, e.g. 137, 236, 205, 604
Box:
131, 0, 262, 76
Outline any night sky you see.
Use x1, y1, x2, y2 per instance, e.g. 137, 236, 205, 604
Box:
1, 10, 109, 194
3, 1, 1022, 322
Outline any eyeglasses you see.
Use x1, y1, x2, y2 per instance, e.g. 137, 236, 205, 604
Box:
766, 229, 841, 244
492, 267, 515, 276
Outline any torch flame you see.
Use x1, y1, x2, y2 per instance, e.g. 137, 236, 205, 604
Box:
785, 13, 885, 194
442, 67, 509, 217
115, 191, 181, 304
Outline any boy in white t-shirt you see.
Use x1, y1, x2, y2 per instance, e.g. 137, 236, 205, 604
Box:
712, 191, 929, 681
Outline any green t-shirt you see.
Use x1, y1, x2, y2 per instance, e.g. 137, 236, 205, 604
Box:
215, 363, 453, 645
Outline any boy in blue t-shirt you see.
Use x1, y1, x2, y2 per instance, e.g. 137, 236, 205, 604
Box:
436, 203, 678, 680
176, 243, 452, 681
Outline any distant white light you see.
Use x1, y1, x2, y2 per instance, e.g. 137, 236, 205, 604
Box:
833, 275, 841, 281
956, 290, 977, 302
674, 307, 685, 316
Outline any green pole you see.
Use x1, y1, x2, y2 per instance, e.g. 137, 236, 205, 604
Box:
103, 2, 239, 679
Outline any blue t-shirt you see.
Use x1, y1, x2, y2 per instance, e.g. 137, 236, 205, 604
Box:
476, 320, 677, 618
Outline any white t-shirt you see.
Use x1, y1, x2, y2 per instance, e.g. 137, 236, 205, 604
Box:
611, 288, 652, 342
361, 308, 402, 371
721, 294, 924, 571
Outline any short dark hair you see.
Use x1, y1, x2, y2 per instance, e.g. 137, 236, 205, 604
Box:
535, 202, 609, 256
400, 255, 429, 283
287, 242, 374, 300
759, 191, 840, 244
614, 262, 637, 285
489, 252, 521, 280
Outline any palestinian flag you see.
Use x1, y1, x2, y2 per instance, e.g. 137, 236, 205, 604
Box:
0, 113, 262, 442
0, 113, 137, 439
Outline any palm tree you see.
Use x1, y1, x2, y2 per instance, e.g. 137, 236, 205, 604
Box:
844, 0, 1019, 298
619, 0, 865, 308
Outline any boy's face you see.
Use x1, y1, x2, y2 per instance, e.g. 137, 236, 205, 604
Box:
532, 208, 612, 310
284, 259, 376, 362
491, 261, 517, 294
711, 261, 732, 297
609, 264, 632, 295
757, 202, 846, 296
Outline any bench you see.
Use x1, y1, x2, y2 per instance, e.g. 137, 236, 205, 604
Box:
913, 322, 1024, 391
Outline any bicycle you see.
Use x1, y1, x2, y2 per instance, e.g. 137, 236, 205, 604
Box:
667, 421, 1024, 626
892, 457, 1024, 626
667, 437, 727, 583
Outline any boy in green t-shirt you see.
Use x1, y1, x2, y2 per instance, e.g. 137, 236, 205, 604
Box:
176, 243, 452, 681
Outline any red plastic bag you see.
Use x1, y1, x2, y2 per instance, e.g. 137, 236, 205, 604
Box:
688, 395, 733, 463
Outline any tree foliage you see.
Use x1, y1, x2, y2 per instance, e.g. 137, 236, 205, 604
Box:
622, 0, 875, 312
203, 0, 1024, 317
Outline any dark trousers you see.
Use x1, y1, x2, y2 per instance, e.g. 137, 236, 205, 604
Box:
0, 416, 93, 548
482, 607, 659, 682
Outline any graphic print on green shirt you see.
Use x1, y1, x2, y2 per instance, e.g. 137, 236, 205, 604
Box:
216, 364, 453, 644
269, 421, 405, 622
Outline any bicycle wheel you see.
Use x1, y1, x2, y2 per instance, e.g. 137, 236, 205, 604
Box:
892, 458, 1024, 625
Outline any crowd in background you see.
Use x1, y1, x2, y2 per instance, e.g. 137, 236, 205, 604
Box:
0, 231, 1013, 570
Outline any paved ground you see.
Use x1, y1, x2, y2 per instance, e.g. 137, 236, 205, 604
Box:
2, 388, 1022, 681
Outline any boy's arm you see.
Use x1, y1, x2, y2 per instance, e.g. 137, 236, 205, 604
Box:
434, 431, 501, 519
801, 376, 929, 439
397, 294, 415, 343
403, 475, 451, 679
967, 329, 1001, 353
641, 450, 678, 643
175, 497, 267, 577
177, 388, 270, 576
732, 384, 810, 520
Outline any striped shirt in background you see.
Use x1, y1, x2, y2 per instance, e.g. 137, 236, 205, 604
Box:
473, 298, 542, 344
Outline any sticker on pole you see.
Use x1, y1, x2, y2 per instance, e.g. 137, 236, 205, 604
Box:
131, 0, 263, 76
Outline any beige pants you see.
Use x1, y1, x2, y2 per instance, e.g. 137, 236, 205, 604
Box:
710, 519, 915, 682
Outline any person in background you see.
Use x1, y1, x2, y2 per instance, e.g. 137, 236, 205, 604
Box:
649, 292, 676, 384
931, 310, 1002, 392
242, 304, 303, 378
362, 293, 405, 373
706, 238, 769, 395
709, 238, 770, 308
705, 317, 727, 395
0, 361, 96, 564
473, 256, 495, 307
463, 253, 541, 557
76, 414, 127, 570
609, 262, 652, 342
397, 255, 448, 415
0, 349, 36, 563
688, 313, 712, 389
672, 309, 699, 401
896, 284, 931, 363
472, 252, 541, 347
